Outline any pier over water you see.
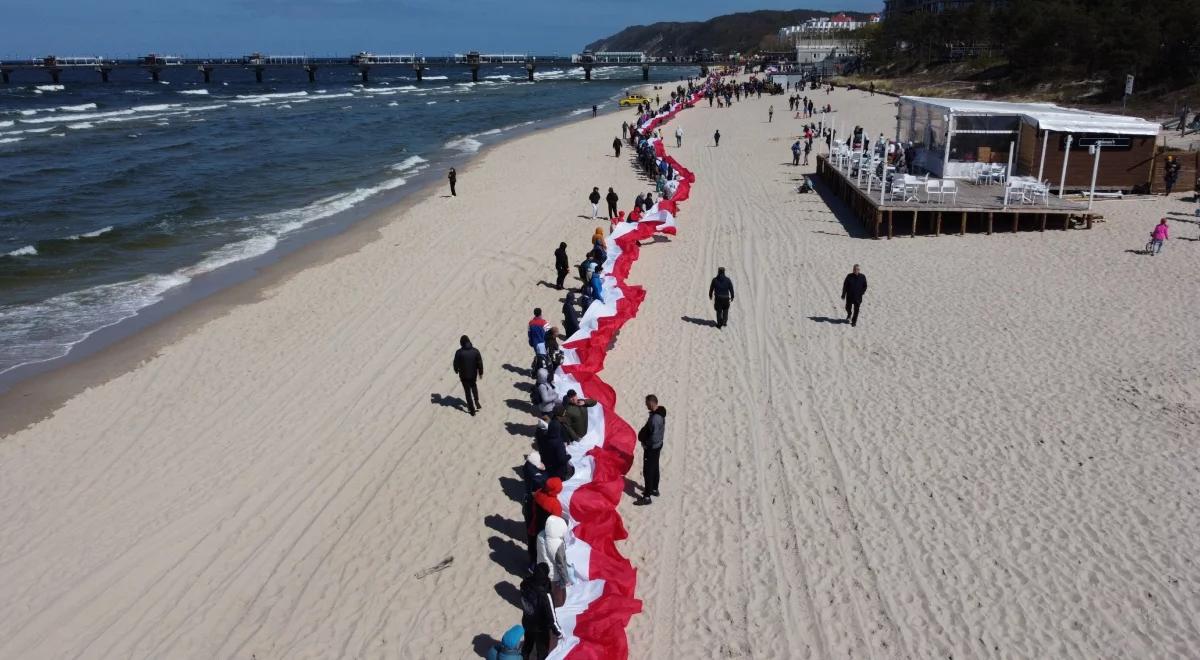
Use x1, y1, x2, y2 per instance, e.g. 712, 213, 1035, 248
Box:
1, 51, 714, 85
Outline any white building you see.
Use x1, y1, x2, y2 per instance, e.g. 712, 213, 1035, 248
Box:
778, 13, 880, 41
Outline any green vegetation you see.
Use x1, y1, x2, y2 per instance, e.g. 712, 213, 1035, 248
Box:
861, 0, 1200, 99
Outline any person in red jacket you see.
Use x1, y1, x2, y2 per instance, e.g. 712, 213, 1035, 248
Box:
527, 477, 563, 568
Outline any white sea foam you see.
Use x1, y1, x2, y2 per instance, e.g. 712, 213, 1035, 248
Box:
444, 136, 482, 153
20, 110, 38, 116
387, 101, 399, 107
59, 103, 98, 112
35, 84, 64, 92
473, 128, 503, 137
426, 101, 437, 105
131, 103, 179, 112
423, 75, 449, 80
178, 89, 210, 95
0, 137, 24, 144
569, 108, 591, 116
6, 245, 36, 256
66, 226, 114, 240
233, 91, 309, 104
391, 155, 428, 173
0, 121, 13, 128
67, 122, 95, 130
21, 108, 135, 124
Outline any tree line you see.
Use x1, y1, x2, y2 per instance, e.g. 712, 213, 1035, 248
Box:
858, 0, 1200, 96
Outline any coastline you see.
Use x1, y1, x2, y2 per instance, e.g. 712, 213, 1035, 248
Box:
0, 91, 655, 436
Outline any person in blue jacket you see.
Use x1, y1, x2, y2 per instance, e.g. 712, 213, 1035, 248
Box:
485, 625, 525, 660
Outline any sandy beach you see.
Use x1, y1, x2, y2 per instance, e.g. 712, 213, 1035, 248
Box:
2, 79, 1199, 659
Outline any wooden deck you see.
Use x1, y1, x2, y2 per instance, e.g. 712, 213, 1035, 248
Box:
814, 155, 1099, 238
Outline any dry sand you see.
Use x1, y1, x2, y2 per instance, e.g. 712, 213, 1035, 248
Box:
2, 82, 1199, 659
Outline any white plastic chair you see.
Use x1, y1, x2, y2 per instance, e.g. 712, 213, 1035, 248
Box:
940, 180, 959, 204
925, 179, 943, 203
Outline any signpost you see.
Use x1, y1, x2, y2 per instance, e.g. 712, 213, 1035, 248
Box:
1059, 134, 1073, 198
1088, 143, 1102, 210
1123, 74, 1134, 110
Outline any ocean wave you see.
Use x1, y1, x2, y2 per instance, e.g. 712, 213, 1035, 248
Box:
178, 89, 210, 95
20, 110, 38, 116
444, 136, 482, 153
387, 101, 399, 107
390, 155, 428, 173
67, 122, 95, 130
60, 103, 98, 112
422, 75, 449, 80
0, 137, 24, 144
569, 108, 592, 116
232, 91, 309, 104
181, 234, 278, 277
426, 101, 437, 105
35, 84, 64, 92
21, 108, 135, 124
472, 128, 503, 137
0, 121, 11, 128
66, 226, 115, 240
124, 90, 157, 95
5, 245, 37, 256
131, 103, 180, 113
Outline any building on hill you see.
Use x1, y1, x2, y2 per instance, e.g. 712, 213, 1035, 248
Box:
778, 13, 880, 41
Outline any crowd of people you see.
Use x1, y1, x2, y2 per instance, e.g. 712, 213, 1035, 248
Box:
473, 75, 717, 660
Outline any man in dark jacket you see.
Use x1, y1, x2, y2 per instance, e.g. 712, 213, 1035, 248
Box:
535, 414, 573, 481
520, 563, 561, 659
447, 167, 457, 196
635, 394, 665, 505
553, 242, 569, 290
708, 266, 735, 328
841, 264, 868, 327
452, 335, 483, 415
605, 187, 620, 220
612, 136, 622, 158
588, 186, 602, 220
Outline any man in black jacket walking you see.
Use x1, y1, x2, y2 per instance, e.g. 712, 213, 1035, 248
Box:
635, 394, 666, 505
841, 264, 868, 327
447, 167, 457, 196
708, 266, 735, 328
612, 136, 622, 158
588, 186, 602, 219
605, 187, 619, 220
554, 242, 569, 290
452, 335, 483, 415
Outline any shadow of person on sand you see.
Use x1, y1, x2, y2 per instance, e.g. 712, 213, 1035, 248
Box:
471, 633, 499, 658
499, 476, 525, 503
502, 363, 532, 379
488, 535, 529, 577
484, 513, 526, 541
624, 477, 639, 498
681, 315, 717, 328
809, 316, 847, 324
430, 393, 467, 411
493, 581, 523, 609
506, 398, 536, 415
505, 421, 537, 438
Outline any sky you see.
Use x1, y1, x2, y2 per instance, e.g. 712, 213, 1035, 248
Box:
1, 1, 883, 58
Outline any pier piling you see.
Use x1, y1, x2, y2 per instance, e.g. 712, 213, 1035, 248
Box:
98, 67, 112, 83
642, 64, 650, 81
49, 68, 62, 84
359, 66, 369, 83
412, 63, 423, 82
525, 61, 535, 82
583, 65, 592, 81
199, 66, 214, 83
1, 69, 11, 84
470, 64, 480, 82
254, 66, 265, 83
148, 67, 161, 83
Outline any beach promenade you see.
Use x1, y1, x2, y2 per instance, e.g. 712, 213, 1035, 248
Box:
1, 81, 1199, 659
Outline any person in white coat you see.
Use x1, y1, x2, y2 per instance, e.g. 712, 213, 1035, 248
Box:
675, 126, 683, 147
536, 515, 572, 606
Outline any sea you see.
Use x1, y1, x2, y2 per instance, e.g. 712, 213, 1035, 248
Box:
0, 63, 691, 386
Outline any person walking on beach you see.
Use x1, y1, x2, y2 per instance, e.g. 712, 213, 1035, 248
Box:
675, 126, 683, 148
803, 140, 812, 166
554, 242, 569, 290
591, 104, 597, 118
612, 136, 622, 158
634, 394, 665, 505
1149, 218, 1169, 255
791, 140, 802, 166
841, 264, 868, 327
713, 129, 721, 147
768, 105, 774, 122
452, 335, 483, 416
447, 167, 457, 196
709, 266, 734, 329
605, 187, 619, 220
588, 187, 601, 220
621, 121, 628, 139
